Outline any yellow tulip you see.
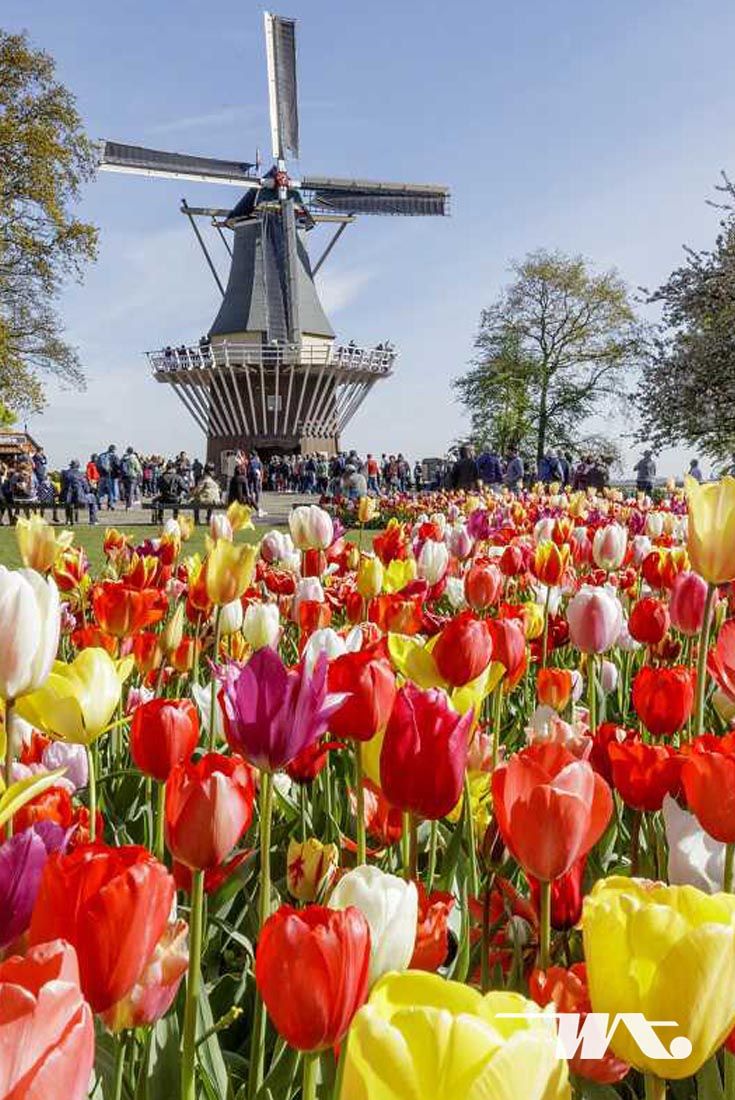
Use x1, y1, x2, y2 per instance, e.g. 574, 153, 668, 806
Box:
356, 554, 384, 600
16, 514, 73, 573
205, 539, 258, 605
286, 837, 338, 901
340, 971, 569, 1100
685, 475, 735, 584
161, 602, 185, 654
583, 876, 735, 1079
447, 769, 492, 835
357, 496, 378, 524
360, 728, 385, 787
520, 601, 545, 640
382, 558, 417, 594
177, 514, 195, 541
226, 500, 254, 532
0, 769, 67, 830
15, 648, 132, 745
387, 633, 503, 716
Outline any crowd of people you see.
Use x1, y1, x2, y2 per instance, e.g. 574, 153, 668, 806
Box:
0, 439, 725, 526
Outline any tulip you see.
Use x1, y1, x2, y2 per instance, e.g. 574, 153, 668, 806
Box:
224, 647, 345, 772
628, 596, 670, 645
261, 529, 291, 562
53, 544, 89, 592
16, 647, 130, 745
566, 585, 622, 653
0, 567, 60, 702
537, 667, 573, 712
29, 843, 175, 1013
534, 517, 556, 544
101, 918, 189, 1031
533, 540, 569, 586
340, 971, 570, 1100
708, 620, 735, 702
357, 495, 378, 524
91, 580, 167, 636
209, 512, 234, 541
592, 522, 627, 571
670, 570, 708, 636
289, 504, 334, 550
448, 523, 474, 560
356, 553, 384, 599
380, 683, 472, 821
165, 752, 254, 870
608, 739, 682, 811
161, 600, 185, 654
329, 865, 418, 985
528, 856, 586, 931
686, 474, 735, 584
486, 617, 527, 689
204, 540, 258, 605
583, 876, 735, 1079
464, 559, 503, 611
243, 601, 280, 649
646, 511, 665, 537
432, 611, 493, 687
219, 597, 244, 635
682, 750, 735, 858
328, 646, 396, 742
16, 513, 74, 573
662, 793, 726, 893
599, 658, 618, 694
255, 904, 371, 1051
130, 697, 199, 781
0, 939, 94, 1100
303, 625, 362, 673
410, 882, 454, 971
445, 575, 467, 609
631, 533, 653, 564
417, 539, 449, 584
0, 821, 69, 949
286, 837, 339, 901
41, 739, 88, 789
632, 665, 694, 737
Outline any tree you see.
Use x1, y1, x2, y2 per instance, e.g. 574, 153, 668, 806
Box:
453, 250, 645, 464
637, 174, 735, 462
0, 30, 97, 416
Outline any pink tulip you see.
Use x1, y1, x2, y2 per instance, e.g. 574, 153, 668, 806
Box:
101, 919, 189, 1031
448, 525, 474, 560
708, 621, 735, 703
592, 523, 627, 571
669, 571, 708, 636
289, 505, 334, 550
567, 585, 623, 653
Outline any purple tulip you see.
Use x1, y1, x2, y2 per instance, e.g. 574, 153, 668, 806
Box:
0, 822, 69, 948
223, 647, 347, 772
466, 508, 492, 541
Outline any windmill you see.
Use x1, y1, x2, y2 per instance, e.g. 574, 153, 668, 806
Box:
99, 12, 449, 468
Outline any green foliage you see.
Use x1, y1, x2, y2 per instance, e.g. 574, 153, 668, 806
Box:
637, 173, 735, 461
0, 29, 97, 415
454, 249, 646, 463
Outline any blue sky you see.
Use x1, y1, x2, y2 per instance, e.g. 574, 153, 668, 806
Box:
6, 0, 735, 475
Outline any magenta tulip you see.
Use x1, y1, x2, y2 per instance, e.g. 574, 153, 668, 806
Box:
669, 571, 708, 637
0, 822, 69, 949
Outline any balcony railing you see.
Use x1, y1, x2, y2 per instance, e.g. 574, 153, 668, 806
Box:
147, 340, 396, 377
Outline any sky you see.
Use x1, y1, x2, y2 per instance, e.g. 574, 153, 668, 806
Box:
5, 0, 735, 476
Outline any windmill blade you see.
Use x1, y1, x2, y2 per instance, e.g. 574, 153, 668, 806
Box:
300, 175, 450, 216
98, 141, 260, 187
264, 13, 299, 160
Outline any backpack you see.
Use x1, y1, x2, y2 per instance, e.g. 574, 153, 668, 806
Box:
97, 451, 111, 474
121, 455, 135, 477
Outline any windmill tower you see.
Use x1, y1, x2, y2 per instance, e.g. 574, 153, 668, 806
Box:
99, 13, 449, 469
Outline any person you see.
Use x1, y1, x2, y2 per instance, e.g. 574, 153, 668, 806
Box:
449, 445, 479, 491
504, 448, 524, 492
120, 446, 142, 509
248, 450, 264, 515
192, 457, 204, 485
153, 462, 187, 524
61, 459, 97, 525
191, 463, 222, 525
688, 458, 703, 483
634, 449, 656, 494
477, 449, 503, 486
588, 457, 608, 491
32, 447, 48, 483
572, 455, 592, 492
413, 460, 423, 492
342, 463, 368, 499
560, 452, 573, 485
96, 444, 117, 509
36, 471, 60, 523
228, 460, 252, 507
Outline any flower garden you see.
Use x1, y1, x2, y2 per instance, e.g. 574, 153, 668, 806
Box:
3, 479, 735, 1099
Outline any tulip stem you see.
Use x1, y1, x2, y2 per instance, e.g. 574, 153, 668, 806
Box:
154, 781, 166, 862
181, 868, 205, 1100
463, 773, 480, 900
587, 654, 598, 738
491, 687, 502, 770
541, 585, 552, 668
86, 743, 97, 842
538, 879, 551, 970
427, 820, 438, 894
644, 1073, 666, 1100
630, 810, 642, 876
112, 1035, 126, 1100
208, 606, 223, 750
401, 811, 411, 879
725, 1050, 735, 1100
409, 814, 419, 880
694, 583, 717, 741
303, 1052, 319, 1100
248, 771, 274, 1098
4, 698, 14, 837
725, 843, 735, 893
354, 744, 366, 866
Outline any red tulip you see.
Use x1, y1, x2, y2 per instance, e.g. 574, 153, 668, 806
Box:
537, 668, 573, 712
368, 593, 424, 635
631, 665, 694, 736
327, 646, 397, 741
29, 844, 175, 1013
464, 560, 503, 611
91, 580, 167, 637
101, 918, 189, 1032
487, 617, 527, 689
492, 743, 612, 882
608, 740, 682, 811
530, 963, 629, 1084
499, 543, 528, 577
432, 611, 493, 687
255, 904, 371, 1051
682, 751, 735, 843
0, 939, 94, 1100
165, 752, 254, 870
351, 778, 403, 848
532, 541, 570, 587
409, 883, 454, 971
628, 596, 670, 645
380, 683, 472, 820
528, 856, 586, 930
588, 722, 636, 785
130, 697, 200, 781
709, 620, 735, 703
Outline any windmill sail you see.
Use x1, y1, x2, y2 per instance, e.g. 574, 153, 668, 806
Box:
264, 12, 299, 159
99, 141, 257, 186
300, 175, 450, 216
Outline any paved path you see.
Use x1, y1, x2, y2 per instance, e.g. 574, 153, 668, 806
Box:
96, 490, 317, 526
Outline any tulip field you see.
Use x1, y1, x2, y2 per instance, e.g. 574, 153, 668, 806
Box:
5, 480, 735, 1100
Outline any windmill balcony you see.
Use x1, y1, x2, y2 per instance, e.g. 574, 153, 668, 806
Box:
147, 340, 396, 380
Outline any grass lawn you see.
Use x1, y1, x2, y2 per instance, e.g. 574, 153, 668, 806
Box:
0, 520, 378, 572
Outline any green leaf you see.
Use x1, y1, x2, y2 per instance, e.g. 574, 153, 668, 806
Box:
197, 984, 229, 1098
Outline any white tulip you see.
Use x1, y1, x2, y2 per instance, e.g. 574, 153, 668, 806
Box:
289, 505, 333, 550
218, 599, 244, 635
243, 603, 280, 650
329, 865, 418, 985
445, 576, 467, 610
631, 534, 652, 565
646, 512, 665, 539
599, 658, 619, 694
592, 523, 627, 571
302, 626, 362, 675
533, 517, 555, 544
0, 567, 60, 700
210, 513, 234, 542
662, 794, 725, 894
417, 539, 449, 585
163, 517, 181, 539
